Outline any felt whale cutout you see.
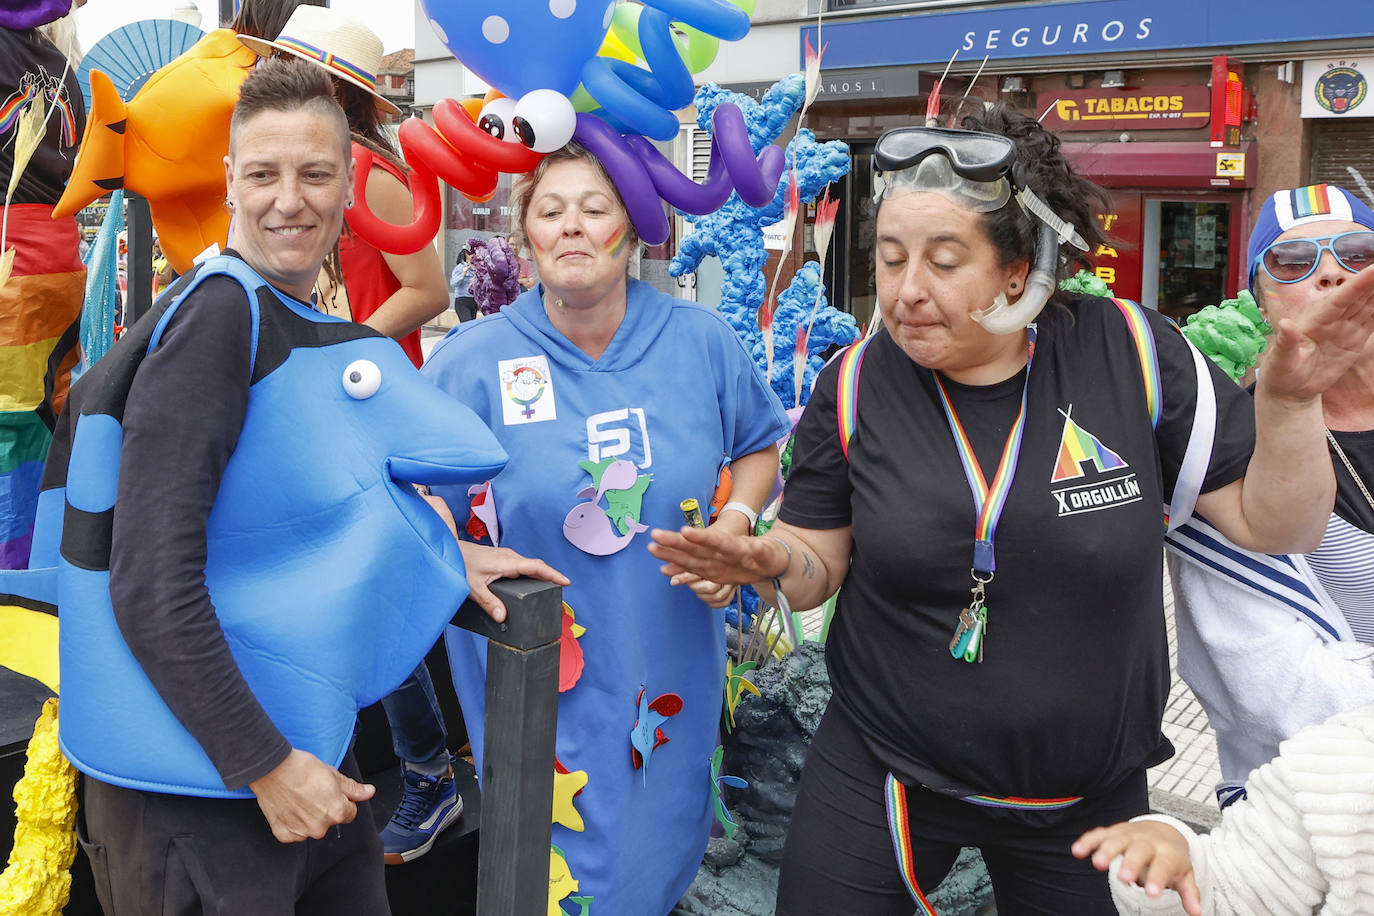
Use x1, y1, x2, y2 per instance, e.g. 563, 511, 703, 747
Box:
562, 501, 647, 556
46, 257, 508, 797
52, 30, 255, 274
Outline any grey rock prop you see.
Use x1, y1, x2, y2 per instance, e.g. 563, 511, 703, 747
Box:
674, 642, 994, 915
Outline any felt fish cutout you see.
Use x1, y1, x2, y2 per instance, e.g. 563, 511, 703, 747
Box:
560, 897, 594, 916
630, 686, 682, 777
549, 845, 580, 916
709, 745, 748, 841
466, 480, 500, 546
52, 30, 259, 274
563, 501, 647, 556
722, 657, 759, 732
603, 474, 651, 536
551, 756, 588, 832
709, 460, 732, 522
558, 601, 586, 693
576, 457, 638, 504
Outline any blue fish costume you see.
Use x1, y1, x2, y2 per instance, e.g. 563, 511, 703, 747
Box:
38, 255, 506, 798
424, 280, 790, 913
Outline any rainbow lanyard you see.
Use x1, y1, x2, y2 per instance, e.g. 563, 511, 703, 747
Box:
931, 326, 1036, 664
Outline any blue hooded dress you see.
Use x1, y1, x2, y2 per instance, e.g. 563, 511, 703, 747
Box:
424, 280, 789, 914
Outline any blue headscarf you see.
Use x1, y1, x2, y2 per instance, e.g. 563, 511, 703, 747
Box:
1248, 184, 1374, 287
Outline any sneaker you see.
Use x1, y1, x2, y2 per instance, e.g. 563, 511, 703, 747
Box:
380, 761, 463, 864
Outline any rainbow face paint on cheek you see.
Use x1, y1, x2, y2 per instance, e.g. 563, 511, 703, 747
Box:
527, 234, 551, 256
604, 223, 628, 258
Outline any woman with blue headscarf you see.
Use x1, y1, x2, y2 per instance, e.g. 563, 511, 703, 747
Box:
1164, 183, 1374, 812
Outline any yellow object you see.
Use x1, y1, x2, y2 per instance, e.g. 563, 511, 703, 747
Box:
0, 699, 79, 916
0, 605, 59, 694
0, 248, 12, 295
52, 29, 257, 274
551, 765, 588, 832
548, 846, 579, 916
723, 658, 759, 730
5, 92, 45, 204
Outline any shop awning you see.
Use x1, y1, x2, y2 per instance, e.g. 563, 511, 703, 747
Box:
1063, 140, 1256, 189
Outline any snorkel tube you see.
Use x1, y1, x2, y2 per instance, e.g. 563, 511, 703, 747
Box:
970, 221, 1059, 334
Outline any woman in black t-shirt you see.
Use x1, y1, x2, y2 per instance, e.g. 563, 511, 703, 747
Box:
650, 106, 1374, 914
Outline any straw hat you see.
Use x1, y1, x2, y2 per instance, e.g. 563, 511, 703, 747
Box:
238, 6, 401, 116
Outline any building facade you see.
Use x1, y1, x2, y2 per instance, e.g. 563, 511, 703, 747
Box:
700, 0, 1374, 322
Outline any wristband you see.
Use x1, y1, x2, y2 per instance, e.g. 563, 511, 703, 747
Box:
719, 500, 759, 529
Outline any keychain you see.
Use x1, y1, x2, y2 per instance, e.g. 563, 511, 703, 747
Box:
949, 573, 991, 663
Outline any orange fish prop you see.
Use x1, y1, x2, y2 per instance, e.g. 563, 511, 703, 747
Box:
52, 30, 255, 274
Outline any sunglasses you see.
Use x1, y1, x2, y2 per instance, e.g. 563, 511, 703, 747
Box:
873, 127, 1017, 184
1260, 230, 1374, 283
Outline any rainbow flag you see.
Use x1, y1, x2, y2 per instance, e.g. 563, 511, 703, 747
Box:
1051, 410, 1127, 483
0, 206, 84, 568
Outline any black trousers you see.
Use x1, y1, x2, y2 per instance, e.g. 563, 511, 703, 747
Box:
776, 702, 1149, 916
78, 752, 390, 915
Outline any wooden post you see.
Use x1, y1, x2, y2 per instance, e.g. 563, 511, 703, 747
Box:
451, 577, 562, 916
124, 193, 153, 327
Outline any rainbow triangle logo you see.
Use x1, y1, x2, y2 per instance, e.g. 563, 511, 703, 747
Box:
1051, 408, 1128, 483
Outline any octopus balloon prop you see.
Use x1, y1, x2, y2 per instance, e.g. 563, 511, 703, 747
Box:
345, 95, 545, 255
573, 105, 784, 246
418, 0, 778, 248
671, 77, 857, 408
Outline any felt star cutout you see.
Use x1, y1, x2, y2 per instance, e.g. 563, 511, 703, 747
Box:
549, 845, 579, 916
558, 601, 586, 693
630, 686, 682, 778
722, 658, 760, 732
552, 757, 588, 832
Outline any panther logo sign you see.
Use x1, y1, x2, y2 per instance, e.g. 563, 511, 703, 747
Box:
1315, 66, 1368, 115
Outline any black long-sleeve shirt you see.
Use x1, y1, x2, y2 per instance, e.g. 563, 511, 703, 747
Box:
108, 275, 292, 789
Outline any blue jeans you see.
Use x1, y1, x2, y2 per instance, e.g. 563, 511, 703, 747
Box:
380, 662, 448, 768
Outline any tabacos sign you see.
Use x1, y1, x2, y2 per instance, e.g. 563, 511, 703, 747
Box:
1040, 86, 1211, 132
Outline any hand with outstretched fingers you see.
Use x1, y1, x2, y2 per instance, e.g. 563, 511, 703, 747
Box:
1072, 819, 1202, 916
1258, 263, 1374, 403
458, 540, 570, 624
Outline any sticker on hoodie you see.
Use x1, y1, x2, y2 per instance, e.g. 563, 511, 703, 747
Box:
499, 355, 558, 425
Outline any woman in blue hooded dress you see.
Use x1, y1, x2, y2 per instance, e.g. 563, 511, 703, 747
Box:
423, 143, 791, 914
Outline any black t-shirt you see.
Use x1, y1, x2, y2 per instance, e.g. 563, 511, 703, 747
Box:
0, 28, 85, 205
1329, 429, 1374, 533
780, 294, 1256, 800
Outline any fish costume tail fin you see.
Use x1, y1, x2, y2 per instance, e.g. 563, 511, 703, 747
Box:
51, 70, 126, 220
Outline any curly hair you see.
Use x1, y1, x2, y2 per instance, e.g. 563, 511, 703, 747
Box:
955, 103, 1110, 283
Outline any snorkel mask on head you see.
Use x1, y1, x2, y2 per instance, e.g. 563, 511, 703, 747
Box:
873, 127, 1090, 334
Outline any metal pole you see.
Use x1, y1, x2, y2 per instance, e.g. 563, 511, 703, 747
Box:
124, 193, 153, 328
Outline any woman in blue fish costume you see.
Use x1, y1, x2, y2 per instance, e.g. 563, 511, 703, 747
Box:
424, 144, 791, 915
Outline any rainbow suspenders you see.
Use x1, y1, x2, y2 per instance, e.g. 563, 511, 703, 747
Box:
836, 299, 1201, 909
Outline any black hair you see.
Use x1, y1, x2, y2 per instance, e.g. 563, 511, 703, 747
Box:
231, 0, 325, 41
956, 102, 1109, 282
332, 78, 402, 165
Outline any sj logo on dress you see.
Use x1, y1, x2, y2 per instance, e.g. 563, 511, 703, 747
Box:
586, 408, 653, 469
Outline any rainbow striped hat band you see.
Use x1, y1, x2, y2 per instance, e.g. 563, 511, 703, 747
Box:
238, 5, 401, 115
1247, 184, 1374, 286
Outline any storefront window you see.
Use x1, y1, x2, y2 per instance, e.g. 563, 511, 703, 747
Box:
1153, 200, 1231, 322
838, 144, 877, 328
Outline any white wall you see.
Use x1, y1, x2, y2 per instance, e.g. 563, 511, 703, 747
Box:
697, 22, 803, 87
